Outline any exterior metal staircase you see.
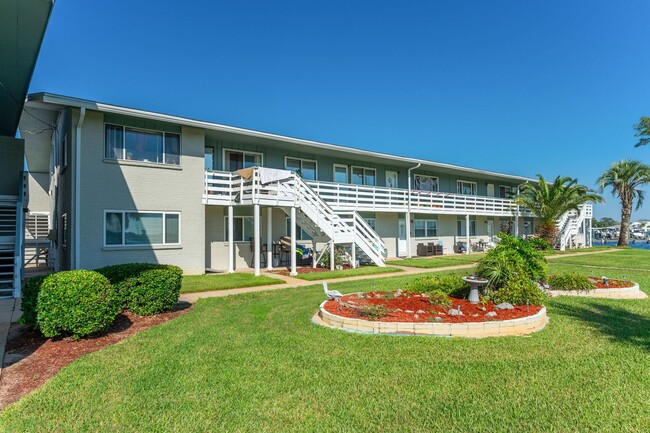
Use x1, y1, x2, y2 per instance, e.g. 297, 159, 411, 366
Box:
556, 204, 592, 250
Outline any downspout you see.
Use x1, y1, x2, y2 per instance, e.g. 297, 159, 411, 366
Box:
74, 107, 86, 269
406, 163, 421, 258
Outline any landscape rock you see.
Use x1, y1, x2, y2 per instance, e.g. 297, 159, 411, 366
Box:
447, 309, 463, 316
414, 314, 420, 319
416, 309, 425, 314
478, 306, 486, 311
433, 317, 443, 322
405, 310, 414, 314
485, 311, 497, 317
494, 303, 514, 310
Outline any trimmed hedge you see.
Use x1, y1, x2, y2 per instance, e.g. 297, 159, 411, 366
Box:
18, 275, 47, 330
548, 273, 594, 291
95, 263, 182, 316
36, 270, 121, 339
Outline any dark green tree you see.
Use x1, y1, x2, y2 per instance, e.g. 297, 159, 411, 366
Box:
633, 117, 650, 147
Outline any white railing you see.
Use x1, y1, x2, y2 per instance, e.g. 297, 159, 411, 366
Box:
13, 172, 26, 298
204, 170, 528, 217
557, 204, 592, 250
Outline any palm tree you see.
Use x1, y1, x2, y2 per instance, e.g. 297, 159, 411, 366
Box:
515, 175, 603, 246
597, 160, 650, 246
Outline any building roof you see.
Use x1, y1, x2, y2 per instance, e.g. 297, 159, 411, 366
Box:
26, 92, 539, 183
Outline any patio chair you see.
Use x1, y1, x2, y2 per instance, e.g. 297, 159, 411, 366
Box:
249, 238, 267, 267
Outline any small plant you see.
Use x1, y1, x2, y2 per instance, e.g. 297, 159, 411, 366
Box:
492, 277, 546, 306
526, 237, 553, 251
357, 304, 394, 321
319, 247, 347, 269
548, 274, 594, 292
406, 274, 468, 297
36, 270, 121, 339
427, 289, 452, 308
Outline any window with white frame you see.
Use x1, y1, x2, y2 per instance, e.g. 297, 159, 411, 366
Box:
414, 219, 437, 237
105, 211, 180, 246
223, 149, 262, 171
224, 216, 254, 242
333, 164, 348, 183
457, 180, 477, 195
457, 219, 477, 236
364, 217, 377, 231
499, 185, 513, 199
285, 218, 313, 240
351, 166, 376, 186
205, 147, 214, 170
414, 174, 439, 192
105, 124, 180, 165
285, 157, 317, 180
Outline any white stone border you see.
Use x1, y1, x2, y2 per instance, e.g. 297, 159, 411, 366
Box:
546, 282, 647, 299
313, 299, 549, 338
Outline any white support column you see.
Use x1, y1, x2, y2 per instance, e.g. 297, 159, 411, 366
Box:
266, 208, 273, 270
311, 239, 317, 268
465, 214, 470, 255
290, 207, 297, 276
254, 204, 260, 276
329, 241, 335, 270
227, 205, 234, 273
351, 243, 356, 268
588, 217, 592, 247
582, 216, 587, 248
405, 212, 412, 258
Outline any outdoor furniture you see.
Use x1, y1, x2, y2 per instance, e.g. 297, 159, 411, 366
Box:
279, 236, 292, 265
417, 242, 443, 256
455, 242, 467, 254
249, 238, 267, 267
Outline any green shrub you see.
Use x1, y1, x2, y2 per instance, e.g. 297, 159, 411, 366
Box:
95, 263, 182, 316
427, 289, 452, 308
477, 234, 547, 288
36, 270, 121, 339
18, 275, 47, 330
492, 278, 546, 306
357, 304, 394, 321
548, 273, 594, 291
527, 237, 553, 251
406, 274, 468, 298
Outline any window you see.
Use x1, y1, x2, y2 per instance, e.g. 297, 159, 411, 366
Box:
457, 180, 477, 195
285, 218, 313, 241
385, 171, 398, 188
499, 185, 513, 199
351, 166, 376, 186
285, 157, 317, 180
205, 147, 214, 170
223, 149, 262, 171
457, 219, 477, 236
414, 174, 438, 192
333, 164, 348, 183
105, 211, 180, 246
224, 216, 254, 242
364, 218, 376, 231
414, 219, 437, 237
104, 124, 181, 165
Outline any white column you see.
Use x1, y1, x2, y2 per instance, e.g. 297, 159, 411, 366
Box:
582, 216, 587, 248
290, 207, 297, 276
266, 208, 273, 270
254, 204, 260, 276
329, 241, 335, 270
227, 205, 234, 273
405, 212, 412, 258
465, 214, 470, 255
351, 243, 356, 268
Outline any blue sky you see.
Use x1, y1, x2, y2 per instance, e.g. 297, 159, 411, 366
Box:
29, 0, 650, 219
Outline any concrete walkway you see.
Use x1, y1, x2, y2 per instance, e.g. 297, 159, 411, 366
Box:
180, 248, 622, 303
0, 299, 20, 378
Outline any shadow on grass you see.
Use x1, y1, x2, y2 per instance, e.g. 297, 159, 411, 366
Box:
554, 301, 650, 351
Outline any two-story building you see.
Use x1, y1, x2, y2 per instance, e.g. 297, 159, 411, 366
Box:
13, 92, 591, 291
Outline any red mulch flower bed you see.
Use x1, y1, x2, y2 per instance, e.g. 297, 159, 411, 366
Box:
273, 265, 353, 276
587, 276, 635, 289
0, 302, 192, 409
323, 291, 542, 323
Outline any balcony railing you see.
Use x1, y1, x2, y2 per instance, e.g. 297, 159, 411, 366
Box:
203, 170, 531, 217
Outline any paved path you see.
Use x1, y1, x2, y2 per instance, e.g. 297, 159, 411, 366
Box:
0, 299, 20, 379
180, 248, 623, 303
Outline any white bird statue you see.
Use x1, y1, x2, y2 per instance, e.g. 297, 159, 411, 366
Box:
323, 282, 343, 301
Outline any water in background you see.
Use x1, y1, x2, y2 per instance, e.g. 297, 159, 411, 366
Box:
592, 239, 650, 250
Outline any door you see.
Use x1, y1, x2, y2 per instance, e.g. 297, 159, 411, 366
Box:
386, 171, 398, 188
487, 183, 495, 197
486, 220, 494, 242
397, 218, 407, 257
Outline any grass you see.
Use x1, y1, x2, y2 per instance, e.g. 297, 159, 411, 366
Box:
548, 247, 649, 269
181, 272, 284, 293
3, 250, 650, 432
293, 266, 402, 281
543, 246, 618, 255
386, 252, 486, 268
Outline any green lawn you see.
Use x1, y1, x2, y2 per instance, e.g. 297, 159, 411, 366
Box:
181, 272, 284, 293
386, 253, 486, 268
294, 266, 402, 281
544, 246, 618, 255
548, 248, 650, 269
3, 251, 650, 432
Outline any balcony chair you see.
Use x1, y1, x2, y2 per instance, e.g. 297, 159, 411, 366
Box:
249, 238, 267, 267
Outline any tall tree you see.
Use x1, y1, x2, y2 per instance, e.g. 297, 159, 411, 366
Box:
515, 175, 603, 246
633, 117, 650, 147
597, 160, 650, 246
